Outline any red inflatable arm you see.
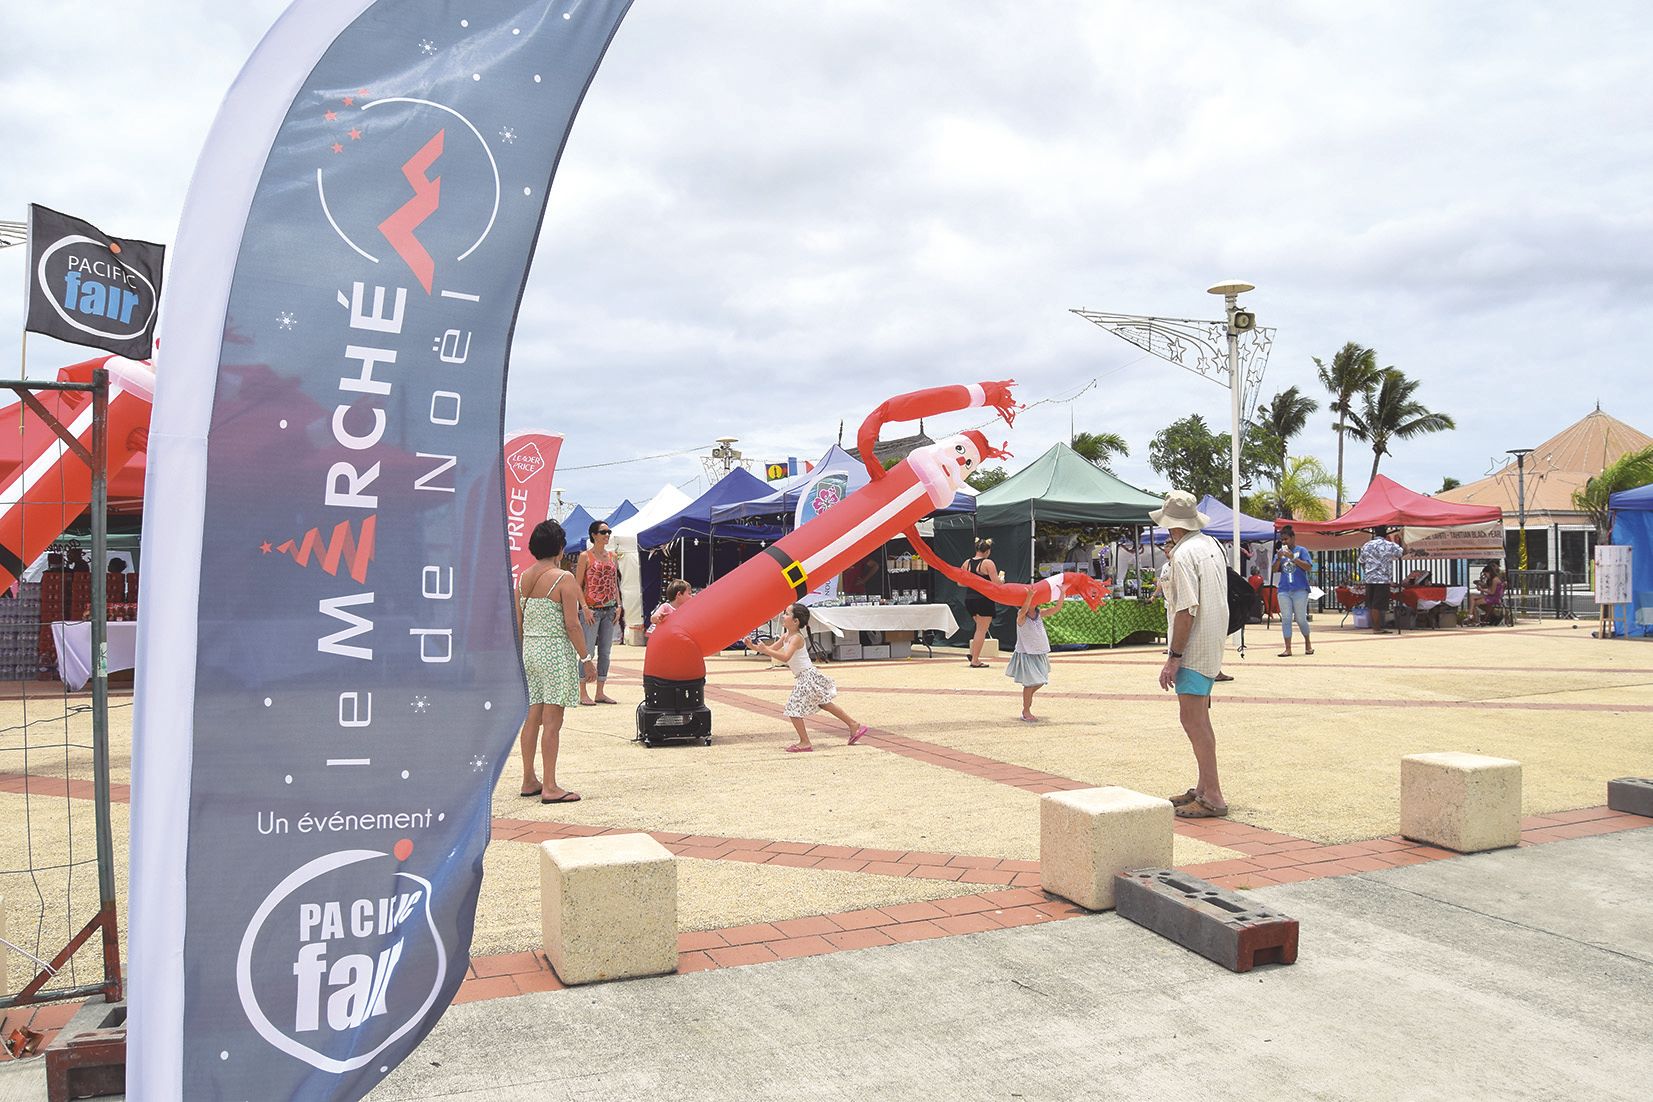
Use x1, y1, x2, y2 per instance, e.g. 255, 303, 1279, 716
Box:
856, 381, 1015, 482
904, 529, 1110, 610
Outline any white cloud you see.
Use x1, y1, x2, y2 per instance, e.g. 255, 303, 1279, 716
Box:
3, 0, 1650, 513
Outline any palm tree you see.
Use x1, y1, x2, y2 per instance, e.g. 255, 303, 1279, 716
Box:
1573, 445, 1653, 541
1251, 386, 1320, 493
1348, 368, 1456, 486
1314, 342, 1381, 516
1244, 456, 1336, 520
1070, 430, 1129, 474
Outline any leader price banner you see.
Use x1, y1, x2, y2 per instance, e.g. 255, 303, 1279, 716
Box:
127, 2, 634, 1099
504, 429, 563, 586
25, 204, 165, 359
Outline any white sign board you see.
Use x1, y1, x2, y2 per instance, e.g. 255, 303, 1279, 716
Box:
1594, 544, 1632, 605
1401, 521, 1505, 559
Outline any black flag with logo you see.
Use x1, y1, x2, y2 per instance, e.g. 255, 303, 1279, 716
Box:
24, 204, 165, 359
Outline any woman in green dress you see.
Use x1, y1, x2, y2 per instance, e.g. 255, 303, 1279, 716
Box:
518, 520, 595, 804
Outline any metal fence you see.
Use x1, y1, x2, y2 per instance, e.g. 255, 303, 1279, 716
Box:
0, 371, 123, 1023
1310, 551, 1583, 621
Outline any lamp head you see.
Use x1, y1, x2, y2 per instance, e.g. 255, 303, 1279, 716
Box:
1206, 280, 1256, 297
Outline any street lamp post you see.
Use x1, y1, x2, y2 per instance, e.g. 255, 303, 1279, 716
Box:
1507, 448, 1533, 571
1208, 281, 1255, 570
1070, 284, 1272, 574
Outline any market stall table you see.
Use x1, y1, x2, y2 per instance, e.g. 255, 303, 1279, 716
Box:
52, 620, 138, 691
1044, 598, 1166, 648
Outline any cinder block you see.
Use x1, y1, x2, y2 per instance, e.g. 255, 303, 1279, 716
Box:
1401, 752, 1522, 853
1607, 777, 1653, 818
540, 833, 677, 985
1115, 869, 1298, 973
1040, 786, 1173, 911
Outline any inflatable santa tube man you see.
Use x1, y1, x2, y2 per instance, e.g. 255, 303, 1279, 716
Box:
639, 380, 1106, 742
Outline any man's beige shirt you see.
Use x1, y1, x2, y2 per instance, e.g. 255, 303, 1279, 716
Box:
1165, 530, 1228, 679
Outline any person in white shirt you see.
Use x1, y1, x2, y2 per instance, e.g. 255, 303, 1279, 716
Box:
1153, 491, 1230, 819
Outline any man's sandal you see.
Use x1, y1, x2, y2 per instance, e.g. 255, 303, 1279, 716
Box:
1175, 794, 1229, 819
1169, 788, 1200, 807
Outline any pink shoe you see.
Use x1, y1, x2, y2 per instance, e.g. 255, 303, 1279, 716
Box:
785, 744, 813, 753
849, 724, 870, 745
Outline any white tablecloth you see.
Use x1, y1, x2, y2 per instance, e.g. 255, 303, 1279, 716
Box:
803, 604, 960, 639
51, 621, 138, 691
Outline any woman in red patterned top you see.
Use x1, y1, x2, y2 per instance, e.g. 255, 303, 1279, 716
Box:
575, 520, 624, 705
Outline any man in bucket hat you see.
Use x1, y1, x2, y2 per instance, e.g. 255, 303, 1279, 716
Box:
1152, 490, 1230, 819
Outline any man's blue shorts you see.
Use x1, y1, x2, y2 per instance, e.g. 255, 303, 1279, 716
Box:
1175, 668, 1215, 697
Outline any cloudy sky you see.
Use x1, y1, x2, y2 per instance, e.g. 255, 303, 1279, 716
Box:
5, 1, 1650, 515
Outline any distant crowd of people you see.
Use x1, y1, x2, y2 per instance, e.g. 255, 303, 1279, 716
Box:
511, 497, 1512, 822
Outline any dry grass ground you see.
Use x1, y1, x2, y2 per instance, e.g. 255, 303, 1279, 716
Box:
4, 616, 1649, 979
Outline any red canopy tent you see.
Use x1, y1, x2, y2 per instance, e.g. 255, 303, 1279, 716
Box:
1282, 474, 1502, 552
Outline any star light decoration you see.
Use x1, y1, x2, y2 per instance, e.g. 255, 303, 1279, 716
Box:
1069, 309, 1276, 419
411, 696, 431, 714
418, 38, 437, 55
277, 312, 296, 330
499, 126, 516, 144
469, 755, 488, 772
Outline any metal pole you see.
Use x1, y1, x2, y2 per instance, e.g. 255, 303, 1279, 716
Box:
89, 369, 121, 999
1225, 294, 1243, 572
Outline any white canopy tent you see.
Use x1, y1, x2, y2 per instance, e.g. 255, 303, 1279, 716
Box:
612, 482, 694, 636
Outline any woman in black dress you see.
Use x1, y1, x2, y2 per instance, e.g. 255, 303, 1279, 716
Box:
963, 538, 998, 667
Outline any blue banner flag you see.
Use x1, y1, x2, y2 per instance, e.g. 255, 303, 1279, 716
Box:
128, 1, 634, 1097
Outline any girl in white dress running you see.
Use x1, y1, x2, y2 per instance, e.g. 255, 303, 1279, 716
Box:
751, 604, 871, 753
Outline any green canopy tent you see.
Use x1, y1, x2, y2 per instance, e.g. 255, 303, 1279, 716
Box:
934, 443, 1163, 646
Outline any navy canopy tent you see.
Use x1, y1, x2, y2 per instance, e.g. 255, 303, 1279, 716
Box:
561, 505, 601, 553
1148, 495, 1276, 544
604, 499, 639, 527
1609, 483, 1653, 636
637, 467, 778, 616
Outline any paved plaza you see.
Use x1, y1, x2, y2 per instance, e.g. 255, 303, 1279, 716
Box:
2, 617, 1651, 1096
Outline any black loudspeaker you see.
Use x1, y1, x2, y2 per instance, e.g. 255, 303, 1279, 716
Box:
635, 675, 712, 746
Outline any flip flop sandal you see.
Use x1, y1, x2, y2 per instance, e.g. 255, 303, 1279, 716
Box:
1175, 795, 1229, 819
596, 698, 620, 705
541, 791, 582, 804
1169, 788, 1199, 806
785, 744, 814, 753
849, 725, 870, 745
519, 786, 543, 799
1277, 651, 1293, 658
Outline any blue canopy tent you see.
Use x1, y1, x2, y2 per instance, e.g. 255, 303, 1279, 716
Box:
560, 505, 602, 553
709, 445, 975, 524
1609, 483, 1653, 637
1147, 495, 1276, 544
604, 499, 639, 527
637, 467, 779, 616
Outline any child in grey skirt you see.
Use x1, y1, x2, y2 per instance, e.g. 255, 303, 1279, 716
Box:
1006, 590, 1051, 722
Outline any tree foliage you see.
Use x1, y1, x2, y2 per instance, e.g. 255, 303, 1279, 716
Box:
1345, 368, 1456, 486
1439, 476, 1461, 493
1148, 415, 1267, 502
966, 466, 1009, 492
1070, 430, 1129, 474
1250, 386, 1320, 489
1573, 445, 1653, 541
1314, 342, 1381, 516
1244, 456, 1336, 521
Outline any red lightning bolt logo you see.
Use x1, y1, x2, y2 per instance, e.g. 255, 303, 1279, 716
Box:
378, 129, 444, 293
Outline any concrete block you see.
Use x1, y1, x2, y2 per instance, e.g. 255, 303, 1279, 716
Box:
1040, 786, 1173, 911
540, 833, 677, 985
979, 638, 1001, 659
1607, 777, 1653, 818
1115, 869, 1298, 973
1401, 752, 1522, 853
